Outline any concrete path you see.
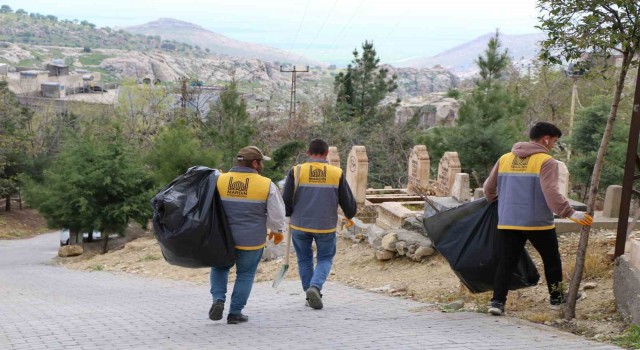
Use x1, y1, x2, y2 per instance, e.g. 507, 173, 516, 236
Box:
0, 233, 621, 350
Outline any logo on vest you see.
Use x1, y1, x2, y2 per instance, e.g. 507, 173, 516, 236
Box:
309, 165, 327, 183
227, 177, 249, 197
510, 156, 529, 171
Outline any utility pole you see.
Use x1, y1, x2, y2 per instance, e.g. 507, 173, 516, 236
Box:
567, 76, 578, 160
565, 63, 585, 160
615, 67, 640, 258
280, 65, 309, 126
179, 77, 188, 111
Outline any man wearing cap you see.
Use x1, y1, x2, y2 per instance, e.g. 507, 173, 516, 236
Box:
209, 146, 287, 324
282, 139, 357, 310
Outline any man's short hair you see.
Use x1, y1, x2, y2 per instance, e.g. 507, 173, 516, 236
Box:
236, 158, 254, 167
529, 122, 563, 140
308, 138, 329, 155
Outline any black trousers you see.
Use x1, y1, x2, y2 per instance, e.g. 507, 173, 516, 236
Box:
492, 228, 563, 303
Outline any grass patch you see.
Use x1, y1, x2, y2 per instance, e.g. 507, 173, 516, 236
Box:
91, 264, 105, 271
566, 246, 612, 280
0, 230, 28, 239
17, 59, 40, 67
138, 254, 161, 262
615, 325, 640, 349
89, 67, 117, 82
402, 204, 424, 211
79, 53, 111, 66
525, 311, 557, 324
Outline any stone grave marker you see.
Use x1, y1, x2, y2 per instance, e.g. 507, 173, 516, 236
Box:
436, 152, 461, 196
346, 146, 369, 205
451, 173, 470, 202
407, 145, 430, 195
328, 146, 341, 168
602, 185, 622, 218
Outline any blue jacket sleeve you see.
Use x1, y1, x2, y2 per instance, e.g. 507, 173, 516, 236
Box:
338, 173, 357, 219
282, 168, 295, 217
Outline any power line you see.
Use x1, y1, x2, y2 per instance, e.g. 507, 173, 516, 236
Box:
302, 0, 339, 57
382, 7, 410, 43
287, 0, 312, 61
316, 0, 365, 62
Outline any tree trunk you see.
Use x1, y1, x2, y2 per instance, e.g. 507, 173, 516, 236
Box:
563, 50, 632, 320
5, 195, 10, 212
69, 229, 82, 246
101, 234, 109, 254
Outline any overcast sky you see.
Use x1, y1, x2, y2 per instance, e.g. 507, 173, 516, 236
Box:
5, 0, 541, 64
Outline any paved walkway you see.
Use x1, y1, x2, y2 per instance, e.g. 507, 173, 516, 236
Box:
0, 233, 621, 350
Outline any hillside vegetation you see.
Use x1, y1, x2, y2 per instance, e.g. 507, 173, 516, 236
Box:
0, 7, 204, 55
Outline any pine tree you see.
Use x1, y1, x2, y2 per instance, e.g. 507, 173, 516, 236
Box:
205, 80, 253, 169
0, 81, 32, 211
23, 124, 153, 253
333, 41, 397, 127
418, 32, 525, 186
146, 119, 221, 187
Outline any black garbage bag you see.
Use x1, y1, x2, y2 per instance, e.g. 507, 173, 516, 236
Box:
150, 166, 236, 268
422, 198, 539, 293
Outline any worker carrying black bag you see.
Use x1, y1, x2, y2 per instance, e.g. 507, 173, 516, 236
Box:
150, 166, 236, 268
422, 198, 540, 294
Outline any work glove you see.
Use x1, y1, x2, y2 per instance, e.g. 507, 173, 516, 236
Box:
569, 211, 593, 226
268, 231, 284, 245
342, 218, 355, 228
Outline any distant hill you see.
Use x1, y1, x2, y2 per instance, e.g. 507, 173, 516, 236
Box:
0, 11, 199, 54
125, 18, 319, 66
396, 32, 546, 76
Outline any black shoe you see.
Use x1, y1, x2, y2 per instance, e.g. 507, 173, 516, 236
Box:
227, 313, 249, 324
306, 286, 323, 310
549, 291, 582, 309
488, 300, 505, 316
209, 300, 224, 321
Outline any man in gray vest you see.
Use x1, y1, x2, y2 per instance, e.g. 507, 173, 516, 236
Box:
282, 139, 357, 310
484, 122, 592, 316
210, 146, 287, 324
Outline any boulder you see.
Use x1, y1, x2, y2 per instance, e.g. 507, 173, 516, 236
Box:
375, 249, 395, 260
412, 246, 436, 261
381, 233, 398, 251
58, 245, 83, 257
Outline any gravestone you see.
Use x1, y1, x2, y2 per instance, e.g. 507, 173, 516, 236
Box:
557, 161, 569, 198
407, 145, 430, 195
346, 146, 369, 205
473, 188, 484, 200
602, 185, 623, 218
435, 152, 461, 196
451, 173, 470, 202
328, 146, 341, 168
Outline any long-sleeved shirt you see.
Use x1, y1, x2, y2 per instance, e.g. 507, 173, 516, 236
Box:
266, 182, 287, 233
483, 141, 574, 218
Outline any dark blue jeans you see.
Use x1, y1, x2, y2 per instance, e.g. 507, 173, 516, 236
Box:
291, 229, 337, 291
210, 248, 263, 314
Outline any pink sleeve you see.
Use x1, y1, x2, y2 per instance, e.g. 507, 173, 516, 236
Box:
540, 159, 574, 217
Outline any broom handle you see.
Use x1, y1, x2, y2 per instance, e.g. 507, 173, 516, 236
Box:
284, 165, 300, 266
283, 226, 292, 265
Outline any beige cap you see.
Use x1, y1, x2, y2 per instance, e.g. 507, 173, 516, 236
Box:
236, 146, 271, 161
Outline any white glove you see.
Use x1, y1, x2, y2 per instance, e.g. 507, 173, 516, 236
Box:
569, 211, 593, 226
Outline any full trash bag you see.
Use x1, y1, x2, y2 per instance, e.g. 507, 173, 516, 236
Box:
150, 166, 236, 268
422, 198, 539, 293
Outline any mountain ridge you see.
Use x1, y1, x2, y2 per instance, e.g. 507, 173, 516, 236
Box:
396, 32, 546, 75
125, 18, 320, 66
